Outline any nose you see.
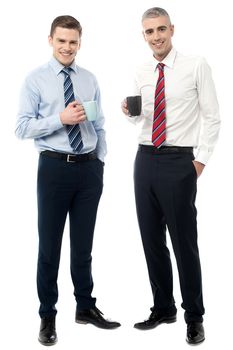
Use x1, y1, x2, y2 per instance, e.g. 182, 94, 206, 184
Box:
152, 31, 161, 41
63, 42, 71, 51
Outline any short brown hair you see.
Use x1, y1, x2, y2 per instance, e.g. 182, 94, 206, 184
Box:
50, 15, 82, 37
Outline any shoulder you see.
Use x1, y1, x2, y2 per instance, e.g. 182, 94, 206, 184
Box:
175, 52, 209, 69
134, 60, 155, 80
135, 60, 154, 72
74, 65, 100, 92
25, 62, 50, 79
176, 53, 213, 84
20, 63, 54, 95
76, 65, 97, 81
23, 62, 52, 87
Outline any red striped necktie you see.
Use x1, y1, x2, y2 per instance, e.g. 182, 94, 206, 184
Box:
152, 63, 166, 148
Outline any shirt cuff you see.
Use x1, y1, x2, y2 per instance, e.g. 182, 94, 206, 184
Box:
195, 149, 213, 165
54, 114, 64, 128
125, 114, 141, 124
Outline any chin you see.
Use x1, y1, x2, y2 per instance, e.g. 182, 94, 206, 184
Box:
61, 59, 73, 66
154, 51, 167, 60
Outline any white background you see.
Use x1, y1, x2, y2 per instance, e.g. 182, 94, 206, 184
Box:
1, 0, 232, 349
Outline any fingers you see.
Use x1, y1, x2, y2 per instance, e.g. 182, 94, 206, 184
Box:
121, 99, 129, 115
121, 98, 127, 108
70, 107, 86, 122
68, 101, 83, 111
66, 102, 85, 119
69, 100, 79, 107
60, 103, 86, 125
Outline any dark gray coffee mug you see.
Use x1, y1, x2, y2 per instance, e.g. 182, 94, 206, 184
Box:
126, 95, 142, 116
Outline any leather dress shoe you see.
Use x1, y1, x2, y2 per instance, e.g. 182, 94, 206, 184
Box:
38, 316, 57, 346
75, 307, 121, 329
134, 309, 177, 330
186, 322, 205, 345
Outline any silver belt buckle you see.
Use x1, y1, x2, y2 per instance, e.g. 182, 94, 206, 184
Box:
67, 154, 76, 163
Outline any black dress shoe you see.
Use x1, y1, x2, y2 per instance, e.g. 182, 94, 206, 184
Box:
38, 316, 57, 346
186, 322, 205, 345
75, 307, 121, 329
134, 310, 177, 330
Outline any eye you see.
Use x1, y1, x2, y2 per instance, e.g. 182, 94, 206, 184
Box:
159, 27, 167, 32
145, 29, 154, 35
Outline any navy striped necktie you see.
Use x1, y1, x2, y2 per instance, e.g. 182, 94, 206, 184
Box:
62, 67, 83, 152
152, 63, 166, 148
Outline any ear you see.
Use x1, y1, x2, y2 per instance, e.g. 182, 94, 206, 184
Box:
142, 30, 147, 42
48, 35, 53, 47
170, 25, 175, 37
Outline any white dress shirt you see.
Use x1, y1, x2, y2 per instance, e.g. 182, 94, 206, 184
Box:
128, 47, 220, 164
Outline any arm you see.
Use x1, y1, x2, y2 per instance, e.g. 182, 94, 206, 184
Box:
194, 57, 221, 168
121, 76, 143, 124
92, 84, 106, 163
15, 77, 63, 139
15, 75, 86, 140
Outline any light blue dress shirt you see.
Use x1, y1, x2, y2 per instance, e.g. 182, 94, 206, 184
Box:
15, 56, 107, 162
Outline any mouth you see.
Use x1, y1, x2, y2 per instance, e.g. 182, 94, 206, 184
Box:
152, 41, 164, 49
59, 52, 73, 57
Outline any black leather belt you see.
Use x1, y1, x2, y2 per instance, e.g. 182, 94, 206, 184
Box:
138, 145, 193, 154
41, 150, 97, 162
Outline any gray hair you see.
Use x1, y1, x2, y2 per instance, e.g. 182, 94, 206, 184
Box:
142, 7, 171, 23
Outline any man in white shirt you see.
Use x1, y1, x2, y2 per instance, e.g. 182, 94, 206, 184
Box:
121, 7, 220, 345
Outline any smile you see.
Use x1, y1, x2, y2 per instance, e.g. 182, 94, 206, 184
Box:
60, 52, 73, 56
153, 42, 164, 48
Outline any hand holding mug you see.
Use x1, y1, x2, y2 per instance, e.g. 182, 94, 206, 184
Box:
60, 101, 85, 125
121, 95, 142, 116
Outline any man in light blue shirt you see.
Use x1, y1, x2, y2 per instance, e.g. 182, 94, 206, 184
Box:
16, 36, 106, 162
16, 15, 120, 346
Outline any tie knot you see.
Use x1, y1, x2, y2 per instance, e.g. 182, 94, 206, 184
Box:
157, 63, 165, 71
61, 67, 72, 77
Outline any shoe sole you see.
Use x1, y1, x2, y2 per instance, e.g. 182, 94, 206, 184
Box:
38, 338, 58, 346
186, 337, 205, 346
76, 319, 88, 324
134, 316, 177, 330
75, 319, 120, 329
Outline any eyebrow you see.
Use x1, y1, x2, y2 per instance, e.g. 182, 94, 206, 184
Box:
158, 25, 167, 30
144, 25, 168, 34
56, 38, 79, 44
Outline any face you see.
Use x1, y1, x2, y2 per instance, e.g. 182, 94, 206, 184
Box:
142, 16, 174, 61
48, 26, 81, 66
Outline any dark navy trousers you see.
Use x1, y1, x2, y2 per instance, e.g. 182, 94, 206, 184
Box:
37, 153, 103, 318
134, 147, 205, 323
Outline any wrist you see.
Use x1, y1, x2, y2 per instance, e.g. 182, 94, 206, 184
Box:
60, 112, 65, 125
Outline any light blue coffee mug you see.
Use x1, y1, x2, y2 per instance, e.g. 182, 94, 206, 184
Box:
83, 101, 97, 121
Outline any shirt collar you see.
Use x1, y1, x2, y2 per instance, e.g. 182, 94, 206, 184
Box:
152, 47, 177, 70
48, 56, 78, 75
